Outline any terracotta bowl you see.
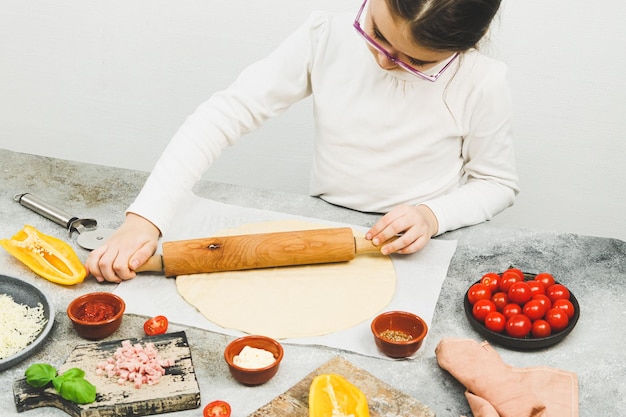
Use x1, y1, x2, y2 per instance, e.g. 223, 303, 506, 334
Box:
67, 292, 125, 340
224, 335, 284, 386
371, 311, 428, 358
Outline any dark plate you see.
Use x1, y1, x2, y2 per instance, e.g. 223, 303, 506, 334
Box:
0, 275, 55, 370
464, 274, 580, 350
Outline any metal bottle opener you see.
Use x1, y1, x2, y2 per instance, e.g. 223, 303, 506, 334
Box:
14, 193, 115, 250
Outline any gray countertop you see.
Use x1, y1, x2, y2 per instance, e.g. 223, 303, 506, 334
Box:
1, 148, 625, 416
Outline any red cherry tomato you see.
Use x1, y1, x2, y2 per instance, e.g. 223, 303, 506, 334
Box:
467, 283, 492, 305
552, 299, 576, 319
507, 281, 533, 305
499, 273, 521, 292
203, 401, 231, 417
532, 294, 552, 312
535, 272, 555, 288
505, 314, 532, 338
472, 299, 497, 323
484, 311, 506, 333
143, 315, 169, 336
491, 292, 509, 311
503, 268, 525, 280
547, 284, 570, 303
522, 299, 547, 321
545, 308, 569, 332
480, 273, 501, 293
531, 319, 552, 338
502, 303, 522, 320
527, 280, 546, 296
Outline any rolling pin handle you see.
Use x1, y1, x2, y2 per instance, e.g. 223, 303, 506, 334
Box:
135, 255, 164, 274
354, 235, 401, 254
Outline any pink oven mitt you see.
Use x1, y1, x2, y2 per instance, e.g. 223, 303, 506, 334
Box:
435, 338, 578, 417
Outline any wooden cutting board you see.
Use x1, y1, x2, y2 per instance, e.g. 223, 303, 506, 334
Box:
249, 356, 435, 416
13, 331, 200, 417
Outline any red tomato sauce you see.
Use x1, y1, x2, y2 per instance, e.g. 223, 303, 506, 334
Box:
77, 301, 116, 322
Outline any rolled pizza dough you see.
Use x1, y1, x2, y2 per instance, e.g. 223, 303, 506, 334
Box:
175, 220, 396, 339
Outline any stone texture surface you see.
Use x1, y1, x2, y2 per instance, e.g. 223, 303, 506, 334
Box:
1, 148, 625, 416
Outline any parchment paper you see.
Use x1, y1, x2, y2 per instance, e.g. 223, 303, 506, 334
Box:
114, 193, 457, 359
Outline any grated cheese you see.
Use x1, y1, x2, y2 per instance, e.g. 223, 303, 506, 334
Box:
0, 293, 47, 360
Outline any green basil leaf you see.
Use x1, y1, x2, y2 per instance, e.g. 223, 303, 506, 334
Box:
25, 363, 57, 388
58, 377, 97, 404
61, 368, 85, 380
52, 375, 64, 392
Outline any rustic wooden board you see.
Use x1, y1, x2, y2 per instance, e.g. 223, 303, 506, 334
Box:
249, 356, 435, 416
13, 331, 200, 417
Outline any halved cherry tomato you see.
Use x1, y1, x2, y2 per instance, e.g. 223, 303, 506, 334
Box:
144, 315, 169, 336
534, 272, 555, 289
467, 283, 492, 305
203, 400, 231, 417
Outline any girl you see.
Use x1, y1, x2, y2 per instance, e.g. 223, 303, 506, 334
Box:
88, 0, 518, 282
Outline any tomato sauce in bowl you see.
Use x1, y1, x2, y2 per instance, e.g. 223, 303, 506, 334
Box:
75, 301, 116, 322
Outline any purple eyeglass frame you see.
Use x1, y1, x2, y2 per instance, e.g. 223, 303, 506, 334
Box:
353, 0, 459, 82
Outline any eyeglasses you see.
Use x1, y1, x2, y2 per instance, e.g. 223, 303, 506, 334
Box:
353, 0, 459, 82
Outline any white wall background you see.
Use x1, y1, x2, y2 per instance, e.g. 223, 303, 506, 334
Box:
1, 0, 625, 241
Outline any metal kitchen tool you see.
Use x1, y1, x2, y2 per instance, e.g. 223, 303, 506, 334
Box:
13, 193, 115, 250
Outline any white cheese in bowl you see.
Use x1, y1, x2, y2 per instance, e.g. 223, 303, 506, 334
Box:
0, 294, 47, 359
233, 345, 275, 369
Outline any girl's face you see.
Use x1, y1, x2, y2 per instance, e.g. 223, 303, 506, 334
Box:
363, 0, 455, 74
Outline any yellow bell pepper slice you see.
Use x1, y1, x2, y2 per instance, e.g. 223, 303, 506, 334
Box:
309, 374, 370, 417
0, 225, 86, 285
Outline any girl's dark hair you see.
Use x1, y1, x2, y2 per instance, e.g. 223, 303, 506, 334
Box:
386, 0, 501, 51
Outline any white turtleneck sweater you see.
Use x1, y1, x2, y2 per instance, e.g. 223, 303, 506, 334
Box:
128, 11, 519, 236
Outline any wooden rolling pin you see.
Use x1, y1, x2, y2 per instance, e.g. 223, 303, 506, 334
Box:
136, 227, 395, 277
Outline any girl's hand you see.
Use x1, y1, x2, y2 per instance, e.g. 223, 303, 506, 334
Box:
366, 205, 439, 255
85, 213, 161, 283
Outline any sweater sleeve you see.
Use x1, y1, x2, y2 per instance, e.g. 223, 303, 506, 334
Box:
422, 62, 520, 235
127, 13, 328, 234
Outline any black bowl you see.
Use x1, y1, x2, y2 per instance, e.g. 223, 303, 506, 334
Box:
0, 275, 55, 370
464, 273, 580, 350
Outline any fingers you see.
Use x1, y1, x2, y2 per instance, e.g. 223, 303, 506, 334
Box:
366, 204, 438, 255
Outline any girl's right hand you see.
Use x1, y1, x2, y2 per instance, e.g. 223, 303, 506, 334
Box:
85, 213, 161, 283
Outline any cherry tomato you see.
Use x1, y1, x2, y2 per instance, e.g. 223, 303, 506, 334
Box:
505, 314, 532, 338
502, 303, 522, 320
491, 291, 509, 311
532, 294, 552, 311
534, 272, 555, 289
507, 281, 533, 305
480, 273, 501, 293
552, 299, 576, 319
545, 308, 569, 332
522, 299, 547, 321
467, 283, 492, 305
547, 284, 570, 303
527, 280, 546, 296
484, 311, 506, 333
203, 401, 231, 417
503, 268, 525, 281
472, 299, 497, 323
499, 272, 521, 292
531, 319, 552, 338
143, 315, 169, 336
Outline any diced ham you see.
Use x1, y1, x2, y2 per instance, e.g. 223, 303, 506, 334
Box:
95, 339, 174, 388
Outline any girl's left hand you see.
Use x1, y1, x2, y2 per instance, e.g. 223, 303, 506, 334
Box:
366, 204, 439, 255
